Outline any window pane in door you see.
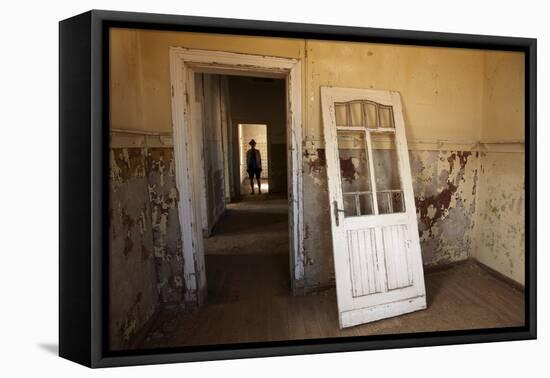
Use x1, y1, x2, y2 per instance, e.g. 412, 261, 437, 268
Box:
349, 101, 363, 126
335, 103, 347, 126
371, 132, 405, 214
337, 130, 374, 217
378, 104, 395, 128
335, 101, 365, 126
365, 102, 378, 128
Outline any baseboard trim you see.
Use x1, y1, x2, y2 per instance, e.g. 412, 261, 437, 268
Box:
473, 259, 525, 293
423, 258, 471, 274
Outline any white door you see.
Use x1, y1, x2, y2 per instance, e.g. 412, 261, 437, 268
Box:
321, 86, 426, 328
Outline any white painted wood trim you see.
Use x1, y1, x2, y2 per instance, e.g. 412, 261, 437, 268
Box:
169, 49, 201, 304
169, 48, 304, 304
287, 61, 304, 290
340, 295, 426, 328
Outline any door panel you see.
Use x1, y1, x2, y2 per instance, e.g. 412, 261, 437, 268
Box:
381, 224, 413, 290
321, 86, 426, 328
347, 227, 383, 297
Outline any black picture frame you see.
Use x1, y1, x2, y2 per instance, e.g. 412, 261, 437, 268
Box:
59, 9, 537, 368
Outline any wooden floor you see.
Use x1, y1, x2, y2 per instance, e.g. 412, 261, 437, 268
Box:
136, 197, 524, 349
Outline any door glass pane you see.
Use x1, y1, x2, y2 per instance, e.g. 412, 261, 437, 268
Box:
337, 130, 374, 217
365, 102, 378, 128
335, 103, 347, 126
349, 101, 363, 126
371, 132, 405, 213
335, 101, 364, 126
378, 105, 395, 128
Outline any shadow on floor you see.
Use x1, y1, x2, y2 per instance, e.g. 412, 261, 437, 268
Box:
37, 343, 58, 356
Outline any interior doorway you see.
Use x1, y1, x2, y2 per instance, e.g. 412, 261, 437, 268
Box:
169, 48, 304, 306
199, 73, 289, 310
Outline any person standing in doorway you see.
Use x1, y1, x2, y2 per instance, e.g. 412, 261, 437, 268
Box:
246, 139, 262, 195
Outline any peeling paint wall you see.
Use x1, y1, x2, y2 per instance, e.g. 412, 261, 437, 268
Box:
109, 146, 184, 350
411, 150, 480, 266
145, 148, 185, 303
473, 152, 524, 285
110, 148, 157, 350
109, 29, 525, 297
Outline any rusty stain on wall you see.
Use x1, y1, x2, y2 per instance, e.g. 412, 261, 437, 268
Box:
411, 150, 479, 266
110, 147, 184, 350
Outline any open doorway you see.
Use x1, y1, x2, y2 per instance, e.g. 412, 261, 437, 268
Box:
197, 73, 290, 315
169, 48, 303, 308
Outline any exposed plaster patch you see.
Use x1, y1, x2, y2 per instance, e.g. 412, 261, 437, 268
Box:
305, 148, 327, 186
412, 150, 479, 266
473, 152, 525, 284
109, 146, 185, 350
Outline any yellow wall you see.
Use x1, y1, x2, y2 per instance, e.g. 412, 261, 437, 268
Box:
110, 28, 303, 133
110, 28, 518, 143
482, 51, 525, 142
304, 40, 486, 143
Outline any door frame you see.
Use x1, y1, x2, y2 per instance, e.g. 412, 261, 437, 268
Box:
169, 47, 304, 305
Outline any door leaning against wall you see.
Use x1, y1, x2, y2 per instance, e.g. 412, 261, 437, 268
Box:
321, 86, 426, 328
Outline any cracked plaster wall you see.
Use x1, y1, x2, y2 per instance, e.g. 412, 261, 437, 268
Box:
473, 152, 525, 285
110, 147, 184, 350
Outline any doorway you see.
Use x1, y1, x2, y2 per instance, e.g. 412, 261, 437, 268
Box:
169, 48, 304, 306
200, 73, 289, 314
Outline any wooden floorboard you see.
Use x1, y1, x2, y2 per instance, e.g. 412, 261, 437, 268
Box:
136, 197, 525, 350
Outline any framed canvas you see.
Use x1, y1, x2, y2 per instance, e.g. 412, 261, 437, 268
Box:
59, 9, 536, 368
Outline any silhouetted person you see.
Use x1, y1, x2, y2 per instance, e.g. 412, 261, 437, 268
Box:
246, 139, 262, 194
